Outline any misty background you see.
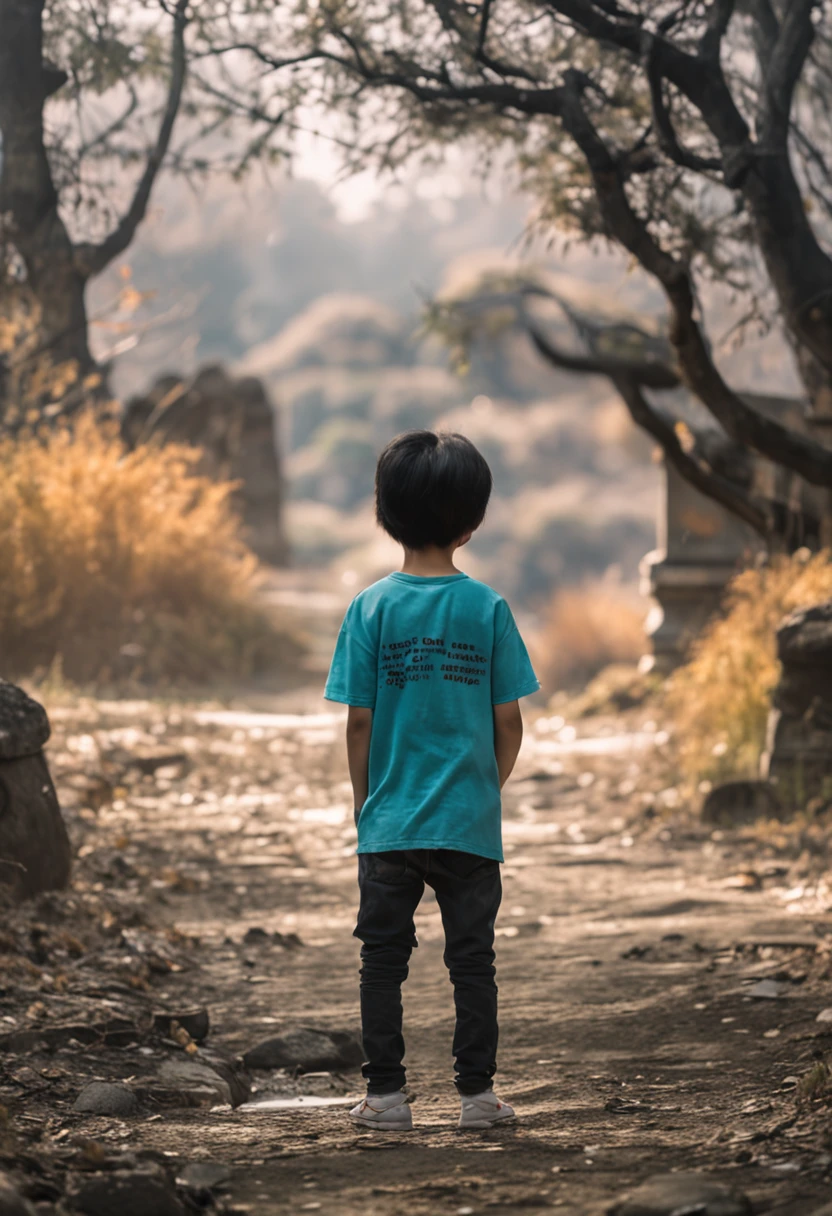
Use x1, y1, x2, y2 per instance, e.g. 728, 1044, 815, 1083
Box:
89, 164, 802, 615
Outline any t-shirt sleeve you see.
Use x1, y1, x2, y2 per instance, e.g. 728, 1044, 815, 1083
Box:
491, 600, 540, 705
324, 601, 378, 708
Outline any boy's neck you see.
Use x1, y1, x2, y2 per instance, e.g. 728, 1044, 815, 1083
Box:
400, 545, 460, 577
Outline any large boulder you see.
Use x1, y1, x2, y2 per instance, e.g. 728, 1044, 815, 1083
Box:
762, 599, 832, 805
0, 681, 70, 900
243, 1026, 364, 1073
122, 365, 288, 567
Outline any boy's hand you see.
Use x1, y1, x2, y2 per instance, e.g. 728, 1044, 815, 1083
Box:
493, 699, 523, 787
346, 706, 373, 822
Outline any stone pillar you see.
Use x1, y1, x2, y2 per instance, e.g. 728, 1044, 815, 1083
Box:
640, 392, 811, 670
640, 461, 761, 670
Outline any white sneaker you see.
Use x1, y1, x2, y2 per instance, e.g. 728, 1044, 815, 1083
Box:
350, 1090, 413, 1131
458, 1090, 516, 1129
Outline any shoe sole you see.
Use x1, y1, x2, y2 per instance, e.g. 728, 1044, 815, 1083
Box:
350, 1112, 413, 1131
458, 1113, 516, 1130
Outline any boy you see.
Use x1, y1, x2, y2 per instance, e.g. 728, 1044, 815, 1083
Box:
325, 430, 539, 1131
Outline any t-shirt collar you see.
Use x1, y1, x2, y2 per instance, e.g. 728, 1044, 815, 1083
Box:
388, 571, 469, 585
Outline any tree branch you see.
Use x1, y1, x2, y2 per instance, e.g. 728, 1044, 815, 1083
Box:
700, 0, 737, 60
744, 0, 779, 68
555, 71, 832, 488
77, 85, 139, 159
759, 0, 817, 144
643, 34, 722, 172
527, 323, 681, 390
612, 374, 771, 538
74, 0, 188, 278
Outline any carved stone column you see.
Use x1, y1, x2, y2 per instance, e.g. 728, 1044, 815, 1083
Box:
641, 393, 812, 669
640, 462, 762, 671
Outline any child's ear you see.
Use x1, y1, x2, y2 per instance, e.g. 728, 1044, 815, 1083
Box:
456, 531, 473, 549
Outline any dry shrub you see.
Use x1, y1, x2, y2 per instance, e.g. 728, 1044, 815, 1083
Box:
0, 415, 293, 684
668, 551, 832, 784
534, 582, 646, 691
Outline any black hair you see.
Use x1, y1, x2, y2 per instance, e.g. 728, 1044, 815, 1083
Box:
375, 430, 492, 549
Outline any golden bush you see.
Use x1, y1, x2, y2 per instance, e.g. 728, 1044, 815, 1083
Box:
0, 415, 293, 684
534, 582, 646, 691
667, 551, 832, 784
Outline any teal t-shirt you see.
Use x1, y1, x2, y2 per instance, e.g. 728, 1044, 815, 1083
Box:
324, 572, 539, 862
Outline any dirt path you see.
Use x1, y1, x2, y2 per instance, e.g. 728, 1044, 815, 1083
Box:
5, 690, 832, 1214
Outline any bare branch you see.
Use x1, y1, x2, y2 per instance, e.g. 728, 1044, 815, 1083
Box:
526, 323, 681, 389
476, 0, 492, 55
759, 0, 817, 144
744, 0, 780, 68
555, 71, 832, 488
643, 35, 722, 172
612, 375, 771, 538
700, 0, 737, 60
77, 85, 139, 159
74, 0, 189, 278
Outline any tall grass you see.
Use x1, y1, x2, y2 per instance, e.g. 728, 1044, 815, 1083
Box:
534, 581, 646, 691
0, 416, 293, 684
668, 551, 832, 784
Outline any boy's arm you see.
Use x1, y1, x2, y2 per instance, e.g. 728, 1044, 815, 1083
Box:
346, 706, 373, 823
493, 700, 523, 787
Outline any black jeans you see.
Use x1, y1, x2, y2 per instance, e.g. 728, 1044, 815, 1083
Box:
354, 848, 502, 1096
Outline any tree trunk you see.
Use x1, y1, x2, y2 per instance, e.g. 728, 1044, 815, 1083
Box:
0, 0, 96, 426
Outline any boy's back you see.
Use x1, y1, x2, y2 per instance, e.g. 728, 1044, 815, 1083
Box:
326, 571, 538, 861
325, 428, 538, 1131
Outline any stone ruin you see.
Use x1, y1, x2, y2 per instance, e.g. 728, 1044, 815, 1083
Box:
122, 364, 289, 567
0, 680, 70, 901
762, 600, 832, 805
641, 390, 824, 669
643, 389, 832, 806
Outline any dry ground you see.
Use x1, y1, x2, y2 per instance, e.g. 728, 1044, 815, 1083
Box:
4, 681, 832, 1214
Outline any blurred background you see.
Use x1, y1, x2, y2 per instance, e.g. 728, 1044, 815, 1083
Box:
88, 162, 802, 676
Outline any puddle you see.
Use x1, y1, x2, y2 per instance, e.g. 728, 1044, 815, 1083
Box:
238, 1095, 356, 1111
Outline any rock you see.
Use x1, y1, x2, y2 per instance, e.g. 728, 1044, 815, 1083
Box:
0, 683, 70, 901
747, 979, 787, 1000
608, 1172, 751, 1215
73, 1082, 139, 1117
0, 682, 50, 759
0, 1017, 137, 1053
150, 1050, 250, 1108
65, 1166, 183, 1216
0, 1171, 36, 1216
701, 780, 783, 826
243, 926, 270, 944
122, 365, 288, 566
175, 1162, 232, 1191
126, 753, 188, 777
152, 1008, 209, 1043
762, 600, 832, 806
816, 1008, 832, 1023
243, 1027, 364, 1073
